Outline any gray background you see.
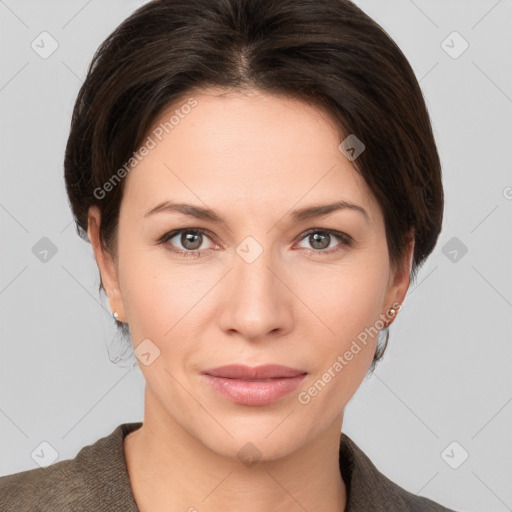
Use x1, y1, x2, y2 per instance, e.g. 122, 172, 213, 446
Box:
1, 1, 511, 511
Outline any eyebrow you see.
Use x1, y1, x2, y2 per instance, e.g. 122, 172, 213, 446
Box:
144, 200, 369, 224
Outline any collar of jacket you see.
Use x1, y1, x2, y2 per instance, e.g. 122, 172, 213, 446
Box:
0, 421, 455, 511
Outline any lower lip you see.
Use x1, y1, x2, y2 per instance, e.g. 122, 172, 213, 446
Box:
202, 374, 307, 406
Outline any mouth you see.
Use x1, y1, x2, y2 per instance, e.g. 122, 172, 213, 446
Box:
201, 364, 307, 406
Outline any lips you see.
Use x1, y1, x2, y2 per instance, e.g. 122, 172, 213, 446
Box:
201, 364, 308, 406
202, 364, 307, 380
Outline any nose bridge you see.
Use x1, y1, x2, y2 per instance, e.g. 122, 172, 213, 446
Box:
235, 235, 276, 295
219, 234, 292, 339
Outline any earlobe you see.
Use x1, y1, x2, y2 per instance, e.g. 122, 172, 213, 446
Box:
87, 206, 126, 322
383, 235, 415, 327
384, 304, 399, 327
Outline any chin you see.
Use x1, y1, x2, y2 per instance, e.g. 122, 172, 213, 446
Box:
189, 412, 314, 463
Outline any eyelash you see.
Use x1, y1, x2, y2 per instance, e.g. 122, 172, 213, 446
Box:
158, 228, 353, 258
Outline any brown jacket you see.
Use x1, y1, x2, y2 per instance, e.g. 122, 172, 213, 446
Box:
0, 422, 458, 511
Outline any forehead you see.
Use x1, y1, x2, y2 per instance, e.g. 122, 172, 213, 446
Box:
121, 88, 380, 225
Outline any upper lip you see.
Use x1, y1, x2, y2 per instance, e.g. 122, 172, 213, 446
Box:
202, 364, 307, 380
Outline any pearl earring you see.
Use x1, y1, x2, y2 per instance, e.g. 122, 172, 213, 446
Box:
385, 303, 400, 327
112, 311, 119, 320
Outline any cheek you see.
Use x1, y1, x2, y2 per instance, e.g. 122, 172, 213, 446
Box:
116, 231, 173, 340
291, 253, 389, 408
120, 260, 201, 343
116, 236, 222, 368
294, 254, 390, 344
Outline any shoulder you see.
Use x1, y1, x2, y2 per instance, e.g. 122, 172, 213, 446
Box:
340, 433, 460, 511
0, 422, 142, 512
0, 456, 87, 511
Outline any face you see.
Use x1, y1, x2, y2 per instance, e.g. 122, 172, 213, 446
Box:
89, 88, 411, 461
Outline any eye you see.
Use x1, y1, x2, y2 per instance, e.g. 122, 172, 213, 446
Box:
295, 228, 352, 255
158, 227, 352, 258
159, 228, 219, 258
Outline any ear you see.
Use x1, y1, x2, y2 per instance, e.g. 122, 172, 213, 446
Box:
87, 206, 126, 322
382, 233, 415, 327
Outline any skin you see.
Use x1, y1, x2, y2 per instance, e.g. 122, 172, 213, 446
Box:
88, 88, 413, 512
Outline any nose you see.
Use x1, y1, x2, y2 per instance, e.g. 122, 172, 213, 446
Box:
217, 239, 294, 342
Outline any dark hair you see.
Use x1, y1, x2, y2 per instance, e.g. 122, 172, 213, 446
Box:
64, 0, 443, 367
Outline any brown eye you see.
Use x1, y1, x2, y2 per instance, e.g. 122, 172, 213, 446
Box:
296, 229, 352, 255
308, 232, 331, 250
179, 230, 204, 250
160, 228, 219, 258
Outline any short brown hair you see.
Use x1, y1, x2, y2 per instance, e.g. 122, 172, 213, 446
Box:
64, 0, 443, 366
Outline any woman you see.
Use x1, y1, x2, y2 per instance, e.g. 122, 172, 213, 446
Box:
0, 0, 457, 510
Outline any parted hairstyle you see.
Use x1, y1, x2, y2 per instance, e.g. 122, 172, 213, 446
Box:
64, 0, 443, 367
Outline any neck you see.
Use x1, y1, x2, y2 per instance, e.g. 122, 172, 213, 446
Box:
124, 389, 347, 512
